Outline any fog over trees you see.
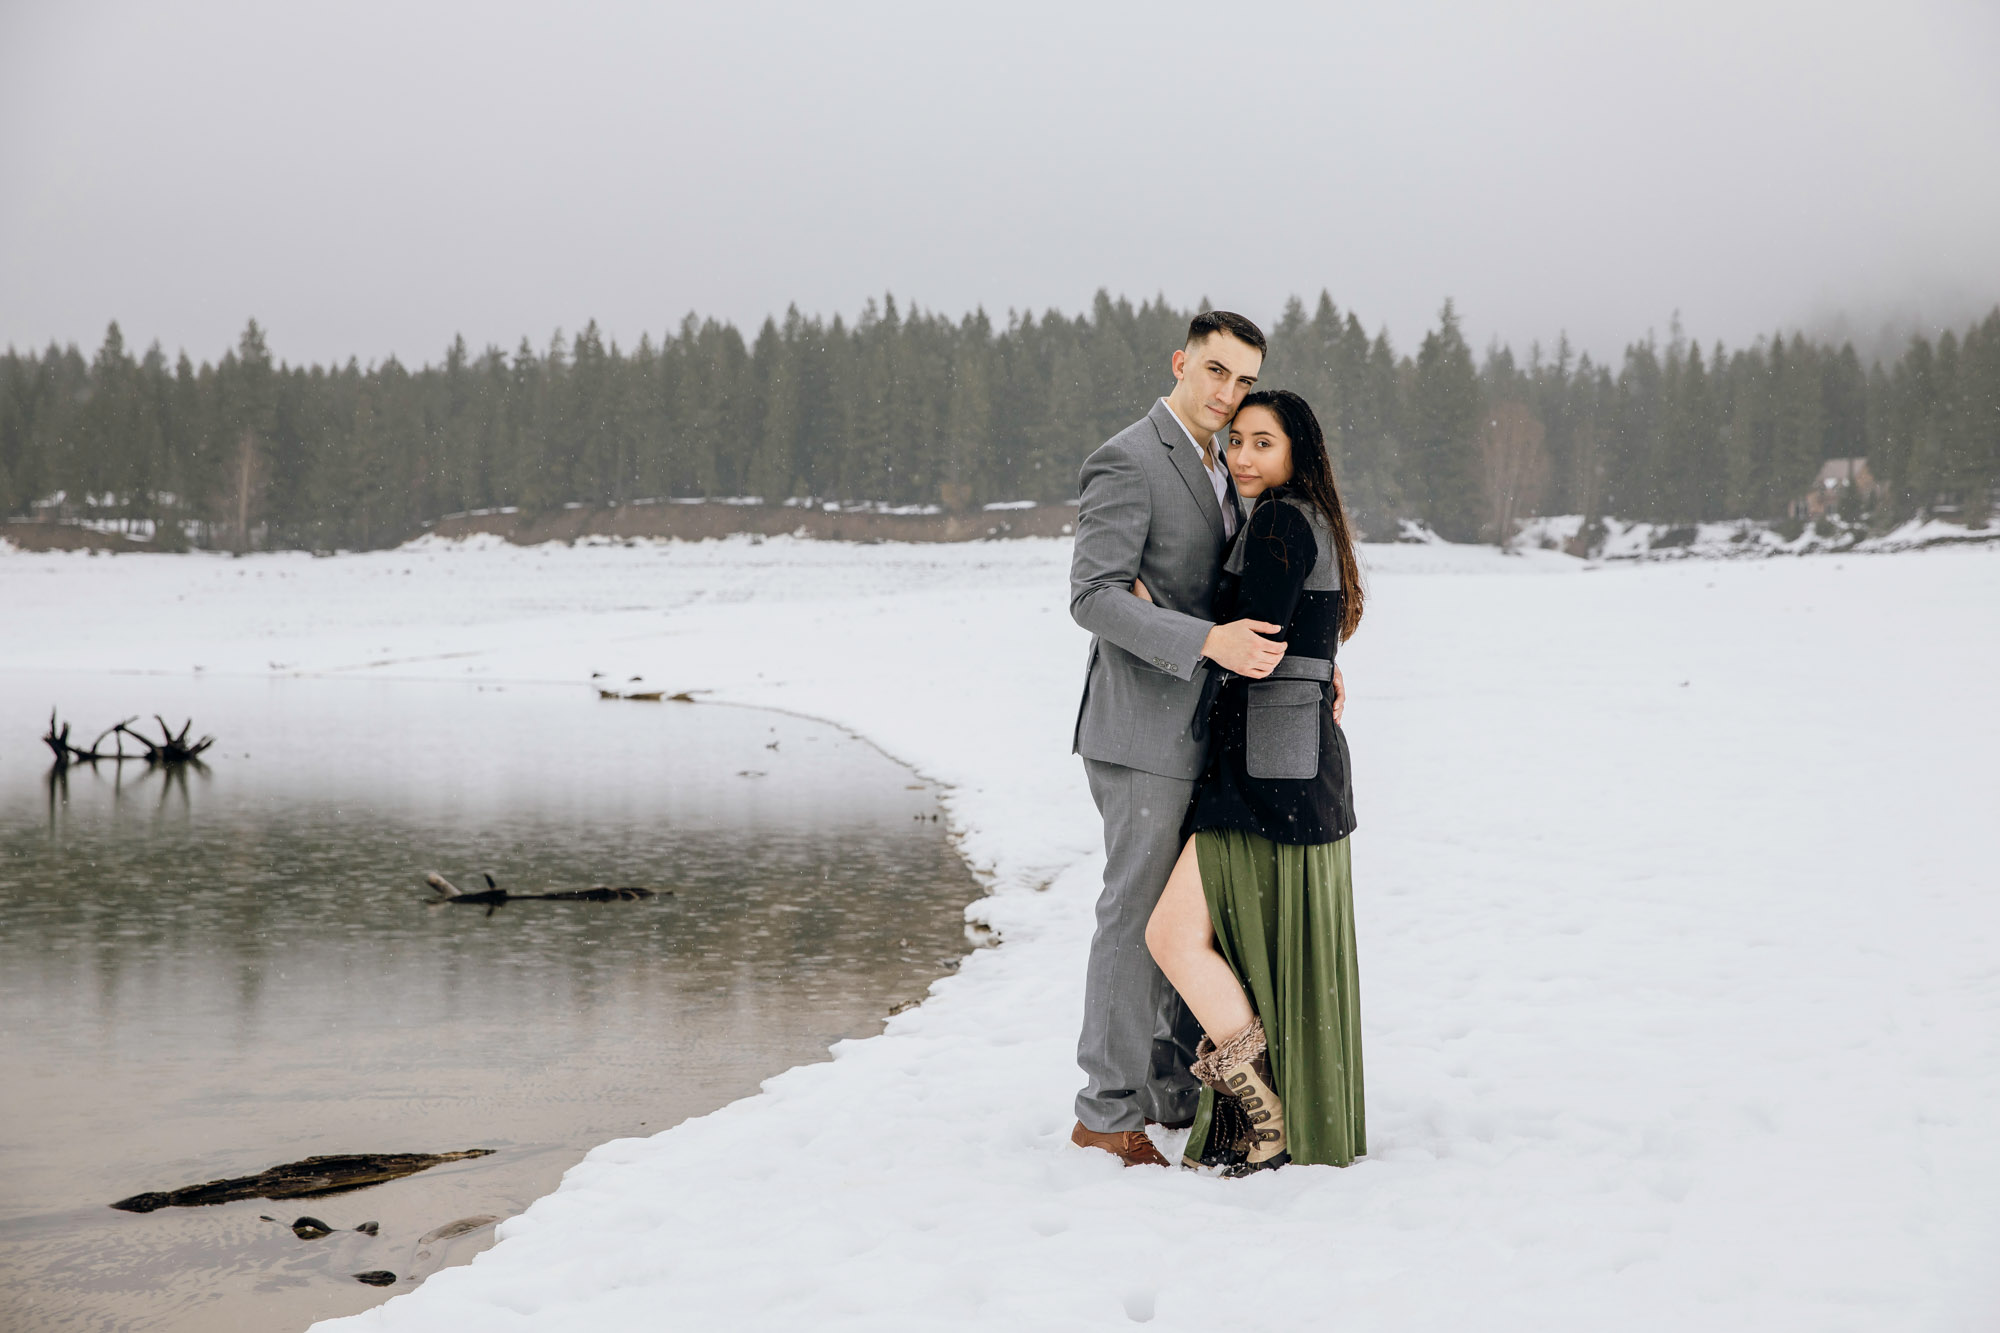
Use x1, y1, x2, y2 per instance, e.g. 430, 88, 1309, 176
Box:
2, 292, 1994, 551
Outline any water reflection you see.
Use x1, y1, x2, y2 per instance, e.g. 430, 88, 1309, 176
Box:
0, 673, 977, 1332
44, 750, 209, 824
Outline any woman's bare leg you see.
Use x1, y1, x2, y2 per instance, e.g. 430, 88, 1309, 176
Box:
1146, 836, 1254, 1041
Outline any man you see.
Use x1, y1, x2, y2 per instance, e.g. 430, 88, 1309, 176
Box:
1069, 310, 1341, 1166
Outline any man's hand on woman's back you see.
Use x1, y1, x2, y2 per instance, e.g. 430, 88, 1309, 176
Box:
1133, 580, 1286, 678
1132, 578, 1288, 680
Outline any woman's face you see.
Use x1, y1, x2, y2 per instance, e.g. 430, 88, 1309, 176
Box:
1226, 404, 1293, 499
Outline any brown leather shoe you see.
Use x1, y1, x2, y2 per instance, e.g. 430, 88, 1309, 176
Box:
1071, 1121, 1169, 1167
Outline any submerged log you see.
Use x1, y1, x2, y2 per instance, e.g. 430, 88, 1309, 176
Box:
109, 1150, 495, 1213
425, 871, 660, 913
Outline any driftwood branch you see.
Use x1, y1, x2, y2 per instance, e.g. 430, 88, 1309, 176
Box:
116, 715, 215, 763
44, 709, 213, 769
425, 871, 660, 915
42, 711, 73, 766
110, 1150, 495, 1213
45, 710, 138, 766
88, 717, 140, 761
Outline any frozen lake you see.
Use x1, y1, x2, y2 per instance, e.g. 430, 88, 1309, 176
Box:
0, 675, 977, 1331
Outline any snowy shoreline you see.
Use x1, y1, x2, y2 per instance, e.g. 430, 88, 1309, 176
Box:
1510, 512, 2000, 562
6, 536, 1998, 1331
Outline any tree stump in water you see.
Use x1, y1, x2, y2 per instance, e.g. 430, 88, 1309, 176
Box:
43, 710, 213, 768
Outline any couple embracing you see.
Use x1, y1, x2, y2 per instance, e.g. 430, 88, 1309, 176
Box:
1069, 310, 1366, 1175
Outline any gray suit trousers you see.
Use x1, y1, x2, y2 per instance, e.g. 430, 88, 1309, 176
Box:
1075, 757, 1204, 1132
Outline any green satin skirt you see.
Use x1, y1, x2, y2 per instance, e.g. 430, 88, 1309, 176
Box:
1184, 828, 1366, 1168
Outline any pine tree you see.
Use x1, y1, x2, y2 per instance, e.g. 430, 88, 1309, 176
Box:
1337, 316, 1400, 535
942, 309, 994, 508
746, 316, 799, 501
1607, 337, 1662, 520
1660, 340, 1723, 520
1571, 358, 1612, 530
569, 321, 614, 504
1931, 330, 1969, 515
1410, 301, 1482, 540
1822, 342, 1868, 464
206, 320, 278, 550
1965, 310, 2000, 524
78, 323, 141, 527
1772, 335, 1827, 518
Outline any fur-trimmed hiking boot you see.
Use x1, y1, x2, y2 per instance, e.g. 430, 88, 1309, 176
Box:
1178, 1097, 1250, 1172
1190, 1019, 1289, 1176
1071, 1121, 1169, 1168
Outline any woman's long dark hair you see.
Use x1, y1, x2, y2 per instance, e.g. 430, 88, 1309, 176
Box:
1237, 388, 1366, 641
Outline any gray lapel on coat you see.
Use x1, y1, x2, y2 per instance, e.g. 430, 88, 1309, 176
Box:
1149, 399, 1226, 544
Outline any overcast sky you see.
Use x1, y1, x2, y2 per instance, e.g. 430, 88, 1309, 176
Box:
4, 0, 1997, 371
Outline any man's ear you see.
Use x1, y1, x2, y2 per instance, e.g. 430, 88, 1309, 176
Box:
1170, 347, 1187, 382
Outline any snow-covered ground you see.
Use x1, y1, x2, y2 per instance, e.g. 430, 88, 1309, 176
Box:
1513, 512, 2000, 561
4, 536, 1997, 1332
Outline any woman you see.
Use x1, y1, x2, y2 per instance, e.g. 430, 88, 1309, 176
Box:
1141, 388, 1367, 1175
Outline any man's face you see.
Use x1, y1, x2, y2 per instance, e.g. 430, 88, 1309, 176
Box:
1170, 334, 1263, 436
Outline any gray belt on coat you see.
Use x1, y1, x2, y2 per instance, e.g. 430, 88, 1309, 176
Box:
1267, 654, 1333, 682
1191, 652, 1332, 743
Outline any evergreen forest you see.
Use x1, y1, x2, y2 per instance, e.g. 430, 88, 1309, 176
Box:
2, 292, 1995, 551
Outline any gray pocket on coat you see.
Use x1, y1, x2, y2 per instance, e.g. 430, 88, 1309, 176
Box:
1245, 679, 1321, 780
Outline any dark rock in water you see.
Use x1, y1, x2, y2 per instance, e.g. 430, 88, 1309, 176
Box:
111, 1150, 496, 1212
257, 1214, 381, 1239
353, 1270, 399, 1287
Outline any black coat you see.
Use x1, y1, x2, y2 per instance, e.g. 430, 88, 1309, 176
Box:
1188, 489, 1357, 846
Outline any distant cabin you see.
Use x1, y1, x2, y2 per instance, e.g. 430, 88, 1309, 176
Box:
1795, 458, 1875, 520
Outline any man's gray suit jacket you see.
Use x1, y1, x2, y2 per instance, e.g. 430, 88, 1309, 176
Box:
1070, 399, 1238, 781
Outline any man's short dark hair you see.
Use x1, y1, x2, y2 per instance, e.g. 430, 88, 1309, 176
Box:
1186, 310, 1267, 356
